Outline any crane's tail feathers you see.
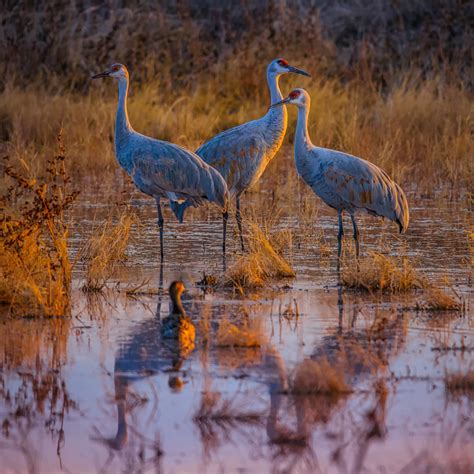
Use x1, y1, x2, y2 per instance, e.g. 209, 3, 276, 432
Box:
170, 200, 192, 223
394, 183, 409, 233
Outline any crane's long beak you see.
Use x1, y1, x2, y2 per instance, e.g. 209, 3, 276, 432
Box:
269, 97, 291, 109
91, 70, 110, 79
287, 65, 311, 77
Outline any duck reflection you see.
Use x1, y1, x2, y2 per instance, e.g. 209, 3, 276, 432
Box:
107, 281, 196, 450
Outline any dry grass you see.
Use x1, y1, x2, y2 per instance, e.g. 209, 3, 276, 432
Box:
221, 222, 295, 292
341, 252, 428, 293
289, 358, 352, 396
1, 76, 471, 190
216, 317, 265, 348
81, 213, 134, 292
445, 370, 474, 394
0, 134, 78, 317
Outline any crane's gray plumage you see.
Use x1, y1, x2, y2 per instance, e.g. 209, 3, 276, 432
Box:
92, 63, 228, 260
175, 58, 310, 252
271, 89, 409, 265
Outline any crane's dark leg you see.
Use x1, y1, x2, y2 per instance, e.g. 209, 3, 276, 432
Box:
236, 196, 245, 252
350, 213, 360, 259
155, 197, 164, 262
223, 210, 229, 255
337, 210, 344, 271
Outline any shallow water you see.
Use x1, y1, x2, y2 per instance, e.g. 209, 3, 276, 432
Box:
1, 167, 473, 473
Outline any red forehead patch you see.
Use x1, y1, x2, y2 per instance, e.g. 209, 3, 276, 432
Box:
289, 90, 301, 99
278, 59, 288, 67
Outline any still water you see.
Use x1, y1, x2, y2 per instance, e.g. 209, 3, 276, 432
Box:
1, 168, 472, 473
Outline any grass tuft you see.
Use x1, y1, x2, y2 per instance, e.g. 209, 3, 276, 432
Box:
81, 213, 134, 292
342, 252, 427, 293
221, 223, 295, 292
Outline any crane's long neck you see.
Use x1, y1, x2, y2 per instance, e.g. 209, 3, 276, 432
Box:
295, 104, 313, 153
267, 71, 283, 104
114, 76, 134, 172
265, 71, 287, 135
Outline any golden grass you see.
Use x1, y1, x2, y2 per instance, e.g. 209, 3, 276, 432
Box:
81, 213, 134, 292
221, 222, 295, 292
341, 252, 427, 293
0, 134, 78, 317
0, 74, 471, 190
216, 317, 265, 348
289, 358, 352, 396
445, 370, 474, 394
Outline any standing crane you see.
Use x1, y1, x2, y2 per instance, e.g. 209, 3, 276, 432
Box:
271, 89, 409, 267
92, 63, 229, 261
173, 58, 310, 253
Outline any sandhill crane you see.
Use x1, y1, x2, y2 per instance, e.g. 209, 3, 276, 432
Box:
271, 89, 409, 267
92, 64, 229, 261
174, 58, 310, 253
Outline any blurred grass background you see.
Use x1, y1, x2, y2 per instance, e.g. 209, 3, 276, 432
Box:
0, 0, 472, 186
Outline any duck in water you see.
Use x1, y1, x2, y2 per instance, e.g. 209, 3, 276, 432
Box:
161, 281, 196, 352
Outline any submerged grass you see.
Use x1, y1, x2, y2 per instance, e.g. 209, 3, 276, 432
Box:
0, 134, 78, 317
341, 252, 427, 293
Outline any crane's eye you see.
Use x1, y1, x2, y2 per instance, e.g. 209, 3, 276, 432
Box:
112, 65, 120, 71
278, 59, 288, 67
289, 90, 300, 99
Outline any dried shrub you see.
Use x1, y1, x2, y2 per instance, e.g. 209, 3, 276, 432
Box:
0, 133, 78, 317
342, 252, 427, 293
81, 213, 134, 292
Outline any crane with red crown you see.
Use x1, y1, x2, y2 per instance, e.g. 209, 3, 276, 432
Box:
172, 58, 310, 253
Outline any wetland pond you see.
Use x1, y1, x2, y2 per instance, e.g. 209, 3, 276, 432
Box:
1, 168, 472, 473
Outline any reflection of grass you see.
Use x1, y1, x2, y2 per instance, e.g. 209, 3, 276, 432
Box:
81, 213, 133, 292
290, 358, 352, 396
416, 287, 464, 312
0, 134, 78, 317
222, 222, 295, 292
342, 252, 427, 293
193, 390, 263, 454
445, 370, 474, 394
216, 317, 264, 348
